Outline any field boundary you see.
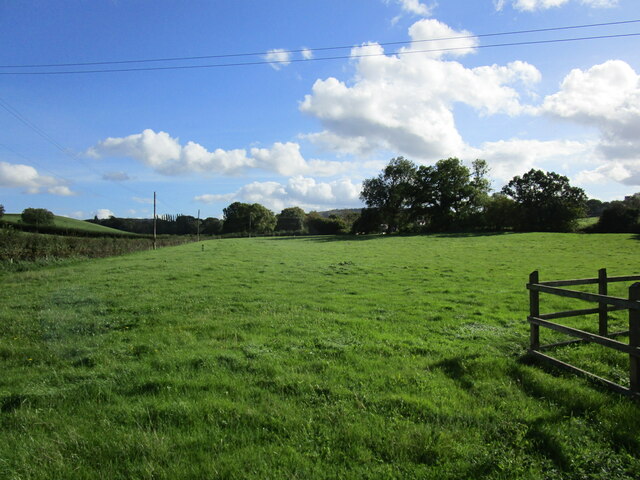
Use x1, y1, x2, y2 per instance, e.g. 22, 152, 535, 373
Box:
527, 269, 640, 398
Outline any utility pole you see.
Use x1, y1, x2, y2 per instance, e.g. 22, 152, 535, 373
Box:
153, 191, 157, 250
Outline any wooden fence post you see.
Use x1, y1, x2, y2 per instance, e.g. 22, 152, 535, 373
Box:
630, 283, 640, 395
599, 268, 608, 336
529, 270, 540, 351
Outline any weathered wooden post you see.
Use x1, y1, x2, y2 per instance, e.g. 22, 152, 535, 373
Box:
629, 282, 640, 395
529, 270, 540, 351
598, 268, 608, 336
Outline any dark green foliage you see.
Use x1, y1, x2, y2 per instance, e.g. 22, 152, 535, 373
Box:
276, 207, 306, 233
305, 212, 346, 235
586, 198, 610, 217
21, 208, 54, 227
412, 158, 490, 232
0, 229, 192, 265
90, 214, 199, 235
175, 215, 199, 235
222, 202, 276, 235
0, 204, 4, 219
501, 169, 587, 232
484, 193, 517, 231
351, 208, 384, 234
360, 157, 417, 232
592, 202, 640, 233
201, 217, 223, 235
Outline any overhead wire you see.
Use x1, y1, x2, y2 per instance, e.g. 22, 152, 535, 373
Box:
0, 96, 179, 214
1, 18, 639, 69
1, 18, 638, 215
0, 31, 638, 75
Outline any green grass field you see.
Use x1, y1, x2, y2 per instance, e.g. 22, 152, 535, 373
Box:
1, 233, 639, 479
2, 213, 134, 235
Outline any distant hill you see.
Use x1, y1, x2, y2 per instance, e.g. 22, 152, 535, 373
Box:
1, 214, 137, 236
315, 208, 361, 218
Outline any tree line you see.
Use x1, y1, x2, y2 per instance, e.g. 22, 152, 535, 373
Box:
86, 204, 356, 236
356, 157, 594, 233
3, 156, 638, 237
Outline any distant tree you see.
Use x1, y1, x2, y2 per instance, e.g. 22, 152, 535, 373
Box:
0, 204, 4, 219
501, 169, 587, 232
201, 217, 223, 235
586, 198, 609, 217
175, 214, 198, 235
624, 192, 640, 209
351, 208, 384, 234
593, 202, 639, 233
483, 193, 517, 231
276, 207, 306, 233
360, 157, 417, 232
412, 158, 491, 231
305, 212, 346, 235
21, 207, 55, 227
222, 202, 276, 235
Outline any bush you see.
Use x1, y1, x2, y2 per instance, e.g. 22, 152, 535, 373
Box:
592, 202, 639, 233
21, 208, 54, 227
0, 204, 4, 219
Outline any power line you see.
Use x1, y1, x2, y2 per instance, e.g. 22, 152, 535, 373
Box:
0, 31, 638, 76
0, 96, 179, 213
1, 18, 639, 69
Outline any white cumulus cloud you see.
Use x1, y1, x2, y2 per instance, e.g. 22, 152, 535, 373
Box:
87, 129, 349, 177
195, 176, 362, 212
540, 60, 640, 185
466, 138, 596, 183
496, 0, 617, 11
265, 49, 291, 70
0, 160, 74, 195
93, 209, 114, 219
300, 19, 540, 161
395, 0, 434, 16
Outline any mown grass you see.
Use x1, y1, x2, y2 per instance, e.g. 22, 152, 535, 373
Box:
0, 233, 639, 479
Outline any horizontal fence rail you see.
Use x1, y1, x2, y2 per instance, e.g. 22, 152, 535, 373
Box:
526, 268, 640, 398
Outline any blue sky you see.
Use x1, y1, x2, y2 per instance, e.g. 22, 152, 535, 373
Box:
1, 0, 639, 220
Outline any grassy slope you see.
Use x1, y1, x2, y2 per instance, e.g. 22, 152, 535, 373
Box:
0, 233, 639, 479
2, 213, 134, 235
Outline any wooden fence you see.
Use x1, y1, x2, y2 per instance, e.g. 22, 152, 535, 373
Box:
527, 269, 640, 397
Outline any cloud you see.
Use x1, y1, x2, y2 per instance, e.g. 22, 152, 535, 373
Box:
403, 18, 479, 58
195, 176, 362, 212
265, 49, 291, 70
394, 0, 434, 16
575, 162, 640, 186
301, 48, 313, 60
93, 209, 114, 219
47, 186, 75, 196
88, 129, 350, 177
300, 19, 540, 160
102, 171, 131, 182
0, 160, 74, 195
496, 0, 617, 11
132, 196, 154, 205
539, 60, 640, 184
466, 138, 595, 182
